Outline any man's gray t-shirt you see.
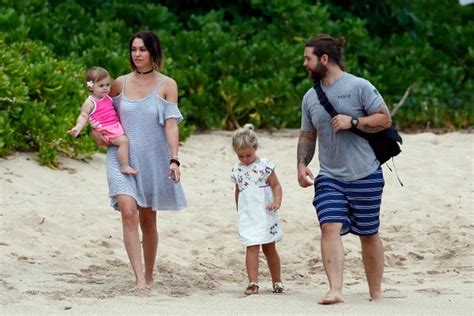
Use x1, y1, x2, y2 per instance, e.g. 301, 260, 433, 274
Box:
301, 72, 384, 181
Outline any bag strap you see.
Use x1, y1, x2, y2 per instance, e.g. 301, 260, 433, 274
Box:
313, 80, 338, 117
313, 80, 403, 185
313, 80, 371, 140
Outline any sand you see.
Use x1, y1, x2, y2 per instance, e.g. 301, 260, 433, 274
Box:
0, 130, 473, 315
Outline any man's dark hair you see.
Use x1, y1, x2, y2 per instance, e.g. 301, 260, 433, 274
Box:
129, 31, 163, 71
305, 34, 346, 70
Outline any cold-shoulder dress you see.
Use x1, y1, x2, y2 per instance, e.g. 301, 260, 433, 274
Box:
106, 75, 187, 211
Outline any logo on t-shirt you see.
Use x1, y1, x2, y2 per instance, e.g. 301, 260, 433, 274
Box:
337, 94, 351, 99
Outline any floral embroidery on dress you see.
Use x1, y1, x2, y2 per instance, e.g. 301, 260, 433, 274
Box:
269, 223, 279, 236
230, 157, 282, 246
230, 159, 275, 191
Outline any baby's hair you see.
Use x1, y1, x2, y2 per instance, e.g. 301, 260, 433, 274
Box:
85, 66, 109, 84
232, 123, 258, 151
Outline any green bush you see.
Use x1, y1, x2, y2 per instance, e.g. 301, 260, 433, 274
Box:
0, 0, 472, 167
0, 37, 97, 166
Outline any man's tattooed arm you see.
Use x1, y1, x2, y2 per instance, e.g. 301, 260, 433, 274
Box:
358, 104, 392, 133
297, 130, 317, 166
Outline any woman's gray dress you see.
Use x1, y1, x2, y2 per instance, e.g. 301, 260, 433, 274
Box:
106, 76, 187, 211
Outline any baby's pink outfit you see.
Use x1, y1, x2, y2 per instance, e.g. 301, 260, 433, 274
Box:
88, 95, 124, 141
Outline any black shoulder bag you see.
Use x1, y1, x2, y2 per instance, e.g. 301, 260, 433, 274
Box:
313, 81, 403, 165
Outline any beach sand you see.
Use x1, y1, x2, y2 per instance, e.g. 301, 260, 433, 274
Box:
1, 130, 473, 315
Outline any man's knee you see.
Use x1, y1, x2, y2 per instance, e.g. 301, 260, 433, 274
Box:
360, 233, 379, 241
360, 234, 382, 247
320, 222, 343, 236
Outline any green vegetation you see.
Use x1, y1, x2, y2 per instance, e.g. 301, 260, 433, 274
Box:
1, 0, 472, 166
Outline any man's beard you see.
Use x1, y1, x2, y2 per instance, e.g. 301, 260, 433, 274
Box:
309, 63, 327, 81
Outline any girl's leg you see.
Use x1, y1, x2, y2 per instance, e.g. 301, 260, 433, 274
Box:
262, 242, 282, 283
139, 207, 158, 288
110, 135, 138, 175
245, 245, 260, 294
116, 195, 146, 289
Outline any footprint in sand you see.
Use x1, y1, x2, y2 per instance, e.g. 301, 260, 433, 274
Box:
408, 251, 424, 260
383, 288, 407, 299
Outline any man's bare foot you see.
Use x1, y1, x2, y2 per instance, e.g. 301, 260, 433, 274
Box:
369, 291, 382, 302
120, 165, 139, 175
318, 290, 344, 304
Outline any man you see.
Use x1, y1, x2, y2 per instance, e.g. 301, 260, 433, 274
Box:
297, 34, 392, 304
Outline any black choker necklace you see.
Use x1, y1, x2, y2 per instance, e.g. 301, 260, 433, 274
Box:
136, 68, 154, 74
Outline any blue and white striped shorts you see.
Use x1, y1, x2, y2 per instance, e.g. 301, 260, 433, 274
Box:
313, 167, 384, 236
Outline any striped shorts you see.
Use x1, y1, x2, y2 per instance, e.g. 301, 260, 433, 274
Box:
312, 167, 384, 236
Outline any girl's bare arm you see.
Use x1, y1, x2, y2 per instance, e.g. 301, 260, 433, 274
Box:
267, 170, 282, 211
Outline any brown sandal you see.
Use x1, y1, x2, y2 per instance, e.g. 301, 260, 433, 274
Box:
244, 282, 259, 295
273, 282, 286, 293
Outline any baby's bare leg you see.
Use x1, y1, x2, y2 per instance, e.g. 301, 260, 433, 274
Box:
110, 135, 138, 175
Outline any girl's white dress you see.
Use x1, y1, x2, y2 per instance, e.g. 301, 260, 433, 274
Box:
230, 158, 283, 246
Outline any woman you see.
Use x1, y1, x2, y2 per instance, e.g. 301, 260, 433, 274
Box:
94, 31, 187, 290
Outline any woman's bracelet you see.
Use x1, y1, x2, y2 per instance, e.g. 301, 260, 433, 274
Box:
169, 158, 180, 167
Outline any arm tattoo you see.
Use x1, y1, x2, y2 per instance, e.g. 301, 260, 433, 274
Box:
297, 130, 317, 165
360, 124, 386, 133
359, 104, 392, 133
377, 104, 390, 115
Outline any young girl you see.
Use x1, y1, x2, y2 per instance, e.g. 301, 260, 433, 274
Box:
68, 66, 138, 175
230, 124, 285, 295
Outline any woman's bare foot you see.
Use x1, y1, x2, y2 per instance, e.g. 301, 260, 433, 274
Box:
145, 277, 154, 289
244, 282, 259, 295
129, 283, 148, 294
318, 290, 344, 304
131, 275, 147, 292
120, 165, 139, 175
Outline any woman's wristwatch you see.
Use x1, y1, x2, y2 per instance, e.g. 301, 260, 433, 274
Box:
169, 156, 180, 167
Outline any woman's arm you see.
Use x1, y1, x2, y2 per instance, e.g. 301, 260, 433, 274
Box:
162, 77, 178, 103
164, 78, 181, 182
267, 170, 282, 212
110, 76, 124, 97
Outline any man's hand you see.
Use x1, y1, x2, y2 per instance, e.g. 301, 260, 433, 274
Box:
330, 114, 351, 132
297, 163, 315, 188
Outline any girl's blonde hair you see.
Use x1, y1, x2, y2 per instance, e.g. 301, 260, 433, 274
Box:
85, 66, 109, 84
232, 123, 258, 151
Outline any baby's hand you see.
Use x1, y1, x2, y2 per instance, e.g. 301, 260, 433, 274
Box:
266, 202, 281, 212
68, 127, 80, 137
